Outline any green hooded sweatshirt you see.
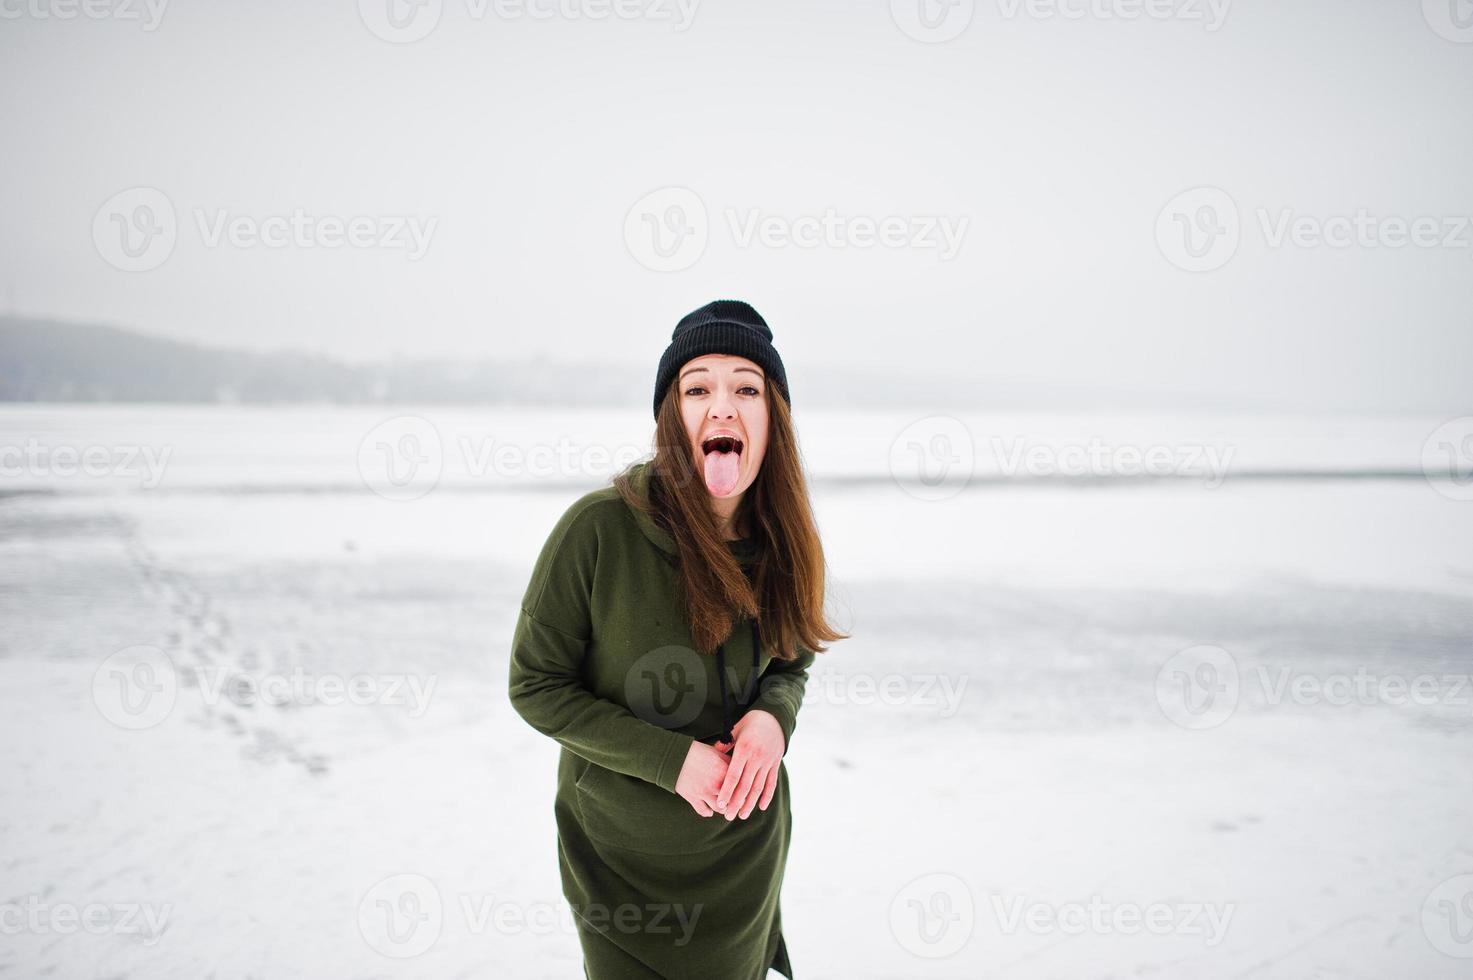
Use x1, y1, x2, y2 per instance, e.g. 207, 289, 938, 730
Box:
508, 459, 817, 979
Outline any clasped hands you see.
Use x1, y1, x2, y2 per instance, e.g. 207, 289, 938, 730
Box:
674, 708, 784, 821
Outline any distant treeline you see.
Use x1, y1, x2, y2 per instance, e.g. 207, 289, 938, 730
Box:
0, 316, 651, 405
0, 314, 1244, 411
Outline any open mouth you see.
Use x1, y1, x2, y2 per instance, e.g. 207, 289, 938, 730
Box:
699, 434, 744, 496
701, 436, 744, 456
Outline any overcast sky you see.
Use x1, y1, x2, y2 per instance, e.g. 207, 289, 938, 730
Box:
1, 0, 1469, 413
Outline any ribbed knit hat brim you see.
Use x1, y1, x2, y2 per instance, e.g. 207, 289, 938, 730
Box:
653, 300, 789, 417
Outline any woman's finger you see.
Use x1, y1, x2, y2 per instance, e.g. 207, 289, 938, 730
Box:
716, 751, 748, 812
736, 763, 767, 819
726, 760, 762, 820
757, 765, 778, 812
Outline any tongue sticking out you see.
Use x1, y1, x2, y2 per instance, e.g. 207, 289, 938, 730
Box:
703, 448, 741, 496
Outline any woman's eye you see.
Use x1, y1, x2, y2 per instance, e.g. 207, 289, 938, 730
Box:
684, 384, 758, 396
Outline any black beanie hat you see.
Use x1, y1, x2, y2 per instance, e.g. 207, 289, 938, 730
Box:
652, 299, 790, 418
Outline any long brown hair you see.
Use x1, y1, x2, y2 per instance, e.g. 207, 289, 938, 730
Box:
614, 378, 848, 660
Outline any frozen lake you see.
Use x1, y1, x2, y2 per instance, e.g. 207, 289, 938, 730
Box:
2, 405, 1471, 978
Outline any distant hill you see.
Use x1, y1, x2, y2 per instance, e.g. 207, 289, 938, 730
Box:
0, 316, 650, 405
0, 315, 1253, 411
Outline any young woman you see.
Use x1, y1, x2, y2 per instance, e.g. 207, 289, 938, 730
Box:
508, 299, 847, 979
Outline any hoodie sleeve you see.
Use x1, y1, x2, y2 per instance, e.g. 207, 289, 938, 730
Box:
508, 499, 694, 794
750, 644, 816, 758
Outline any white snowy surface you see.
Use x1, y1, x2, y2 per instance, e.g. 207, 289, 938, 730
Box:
2, 406, 1472, 978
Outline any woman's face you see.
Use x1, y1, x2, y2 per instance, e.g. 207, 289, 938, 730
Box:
677, 353, 770, 502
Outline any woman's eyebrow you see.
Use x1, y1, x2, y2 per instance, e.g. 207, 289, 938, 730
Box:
678, 366, 765, 380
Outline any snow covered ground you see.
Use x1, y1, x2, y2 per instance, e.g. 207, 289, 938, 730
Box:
2, 405, 1471, 978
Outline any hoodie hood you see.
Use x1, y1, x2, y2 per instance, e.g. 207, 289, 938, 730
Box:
622, 460, 756, 565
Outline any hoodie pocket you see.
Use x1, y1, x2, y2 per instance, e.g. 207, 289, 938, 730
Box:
575, 761, 754, 856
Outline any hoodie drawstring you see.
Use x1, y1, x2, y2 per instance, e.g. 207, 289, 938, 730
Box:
715, 619, 760, 745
